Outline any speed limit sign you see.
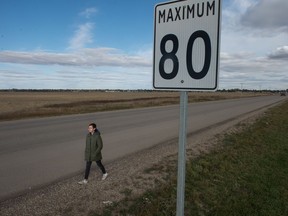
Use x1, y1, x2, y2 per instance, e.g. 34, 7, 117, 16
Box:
153, 0, 222, 90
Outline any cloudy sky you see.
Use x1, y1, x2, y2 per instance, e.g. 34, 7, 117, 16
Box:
0, 0, 287, 90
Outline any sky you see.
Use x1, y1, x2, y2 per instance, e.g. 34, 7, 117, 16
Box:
0, 0, 287, 90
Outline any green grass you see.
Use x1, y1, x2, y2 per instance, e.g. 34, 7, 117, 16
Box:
94, 101, 288, 216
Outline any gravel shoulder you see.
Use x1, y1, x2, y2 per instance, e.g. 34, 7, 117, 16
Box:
0, 109, 266, 216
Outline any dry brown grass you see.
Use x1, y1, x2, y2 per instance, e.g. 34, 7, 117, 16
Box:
0, 91, 269, 121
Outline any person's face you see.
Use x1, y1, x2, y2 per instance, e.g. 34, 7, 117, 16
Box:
88, 125, 95, 133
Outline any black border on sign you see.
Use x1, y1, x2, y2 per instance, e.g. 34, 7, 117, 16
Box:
153, 0, 222, 91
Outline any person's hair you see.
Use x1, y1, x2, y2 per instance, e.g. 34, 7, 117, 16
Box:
89, 123, 97, 129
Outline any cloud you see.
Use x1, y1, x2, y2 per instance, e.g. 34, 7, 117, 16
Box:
0, 63, 152, 90
268, 46, 288, 60
221, 0, 288, 59
240, 0, 288, 31
221, 0, 256, 29
0, 48, 152, 67
220, 0, 288, 90
79, 7, 97, 18
68, 23, 94, 50
1, 49, 287, 90
219, 51, 288, 89
68, 7, 98, 50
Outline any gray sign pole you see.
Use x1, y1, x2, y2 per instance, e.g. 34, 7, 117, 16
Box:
176, 91, 188, 216
153, 1, 221, 215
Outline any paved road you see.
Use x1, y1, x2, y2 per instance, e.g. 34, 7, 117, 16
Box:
0, 95, 286, 200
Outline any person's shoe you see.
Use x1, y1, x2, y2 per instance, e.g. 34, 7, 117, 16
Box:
102, 173, 108, 180
78, 179, 88, 185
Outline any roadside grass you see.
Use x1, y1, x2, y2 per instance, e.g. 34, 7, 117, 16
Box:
95, 101, 288, 216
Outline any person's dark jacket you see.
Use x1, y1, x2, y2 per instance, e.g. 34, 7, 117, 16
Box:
85, 130, 103, 161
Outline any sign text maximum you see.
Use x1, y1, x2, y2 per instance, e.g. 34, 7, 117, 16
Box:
158, 0, 216, 24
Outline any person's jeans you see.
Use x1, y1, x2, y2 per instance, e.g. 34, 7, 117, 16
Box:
84, 160, 106, 180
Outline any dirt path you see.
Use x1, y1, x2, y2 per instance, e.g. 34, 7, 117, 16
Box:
0, 109, 264, 216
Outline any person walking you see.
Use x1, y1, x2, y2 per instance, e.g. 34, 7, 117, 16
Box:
78, 123, 108, 184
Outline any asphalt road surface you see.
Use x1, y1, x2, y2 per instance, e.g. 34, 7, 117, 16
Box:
0, 95, 286, 201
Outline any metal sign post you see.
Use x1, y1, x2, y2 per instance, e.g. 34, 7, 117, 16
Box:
153, 0, 222, 215
177, 91, 188, 216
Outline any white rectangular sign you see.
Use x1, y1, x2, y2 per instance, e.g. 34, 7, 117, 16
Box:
153, 0, 222, 91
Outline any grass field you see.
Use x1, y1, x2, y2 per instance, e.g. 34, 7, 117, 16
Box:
0, 90, 270, 121
95, 100, 288, 216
